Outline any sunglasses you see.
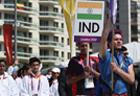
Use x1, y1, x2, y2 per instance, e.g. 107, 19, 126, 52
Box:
124, 52, 128, 56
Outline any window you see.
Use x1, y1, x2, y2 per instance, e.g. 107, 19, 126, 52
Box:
67, 38, 70, 45
0, 28, 1, 35
40, 20, 48, 26
53, 7, 58, 12
61, 9, 63, 13
53, 22, 58, 27
29, 48, 32, 53
40, 49, 49, 55
40, 34, 49, 41
0, 13, 1, 19
0, 43, 1, 51
29, 32, 32, 38
54, 36, 58, 42
61, 23, 64, 28
61, 37, 64, 43
131, 37, 137, 42
62, 52, 64, 57
28, 17, 32, 22
29, 2, 32, 7
54, 51, 58, 56
116, 26, 120, 29
68, 52, 71, 59
40, 5, 48, 11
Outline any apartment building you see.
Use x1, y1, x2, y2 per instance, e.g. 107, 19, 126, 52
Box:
0, 0, 76, 68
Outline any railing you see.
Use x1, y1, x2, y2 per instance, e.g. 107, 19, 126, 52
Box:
39, 26, 63, 33
39, 41, 64, 47
39, 0, 57, 2
40, 56, 64, 62
39, 11, 63, 18
3, 19, 38, 29
16, 36, 38, 44
1, 4, 37, 13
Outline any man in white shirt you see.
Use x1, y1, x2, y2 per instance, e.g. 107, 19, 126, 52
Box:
0, 59, 19, 96
21, 57, 49, 96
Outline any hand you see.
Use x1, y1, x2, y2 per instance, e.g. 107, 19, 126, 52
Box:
85, 65, 91, 73
14, 59, 20, 65
110, 62, 118, 72
83, 71, 90, 78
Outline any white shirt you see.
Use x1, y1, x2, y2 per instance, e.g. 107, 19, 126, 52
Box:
21, 72, 49, 96
15, 77, 23, 96
49, 79, 59, 96
0, 72, 19, 96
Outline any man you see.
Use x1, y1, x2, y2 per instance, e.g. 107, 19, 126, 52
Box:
59, 62, 72, 96
121, 46, 137, 96
98, 18, 135, 95
0, 59, 19, 96
66, 42, 100, 96
21, 57, 49, 96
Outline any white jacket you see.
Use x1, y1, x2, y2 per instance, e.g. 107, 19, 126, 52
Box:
0, 72, 19, 96
21, 72, 49, 96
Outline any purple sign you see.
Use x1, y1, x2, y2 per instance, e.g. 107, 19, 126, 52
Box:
74, 36, 101, 43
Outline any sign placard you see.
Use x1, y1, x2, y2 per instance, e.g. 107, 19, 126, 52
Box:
74, 1, 105, 43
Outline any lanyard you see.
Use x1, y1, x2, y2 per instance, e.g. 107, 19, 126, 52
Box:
31, 74, 42, 91
0, 74, 5, 80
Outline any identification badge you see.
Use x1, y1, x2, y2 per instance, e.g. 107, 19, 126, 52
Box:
32, 94, 38, 96
84, 76, 94, 89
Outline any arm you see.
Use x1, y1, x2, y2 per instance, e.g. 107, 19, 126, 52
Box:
99, 18, 111, 59
59, 73, 67, 96
21, 76, 30, 96
85, 65, 100, 78
9, 76, 19, 96
110, 62, 135, 84
66, 72, 89, 85
41, 77, 49, 96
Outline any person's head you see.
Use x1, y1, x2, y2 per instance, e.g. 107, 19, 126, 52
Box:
0, 59, 6, 75
51, 67, 60, 79
29, 57, 41, 74
78, 42, 88, 55
121, 46, 128, 57
107, 29, 123, 50
17, 64, 31, 77
59, 62, 68, 70
47, 69, 52, 75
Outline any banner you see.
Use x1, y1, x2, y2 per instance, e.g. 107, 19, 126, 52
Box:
74, 1, 105, 43
58, 0, 76, 56
3, 24, 13, 65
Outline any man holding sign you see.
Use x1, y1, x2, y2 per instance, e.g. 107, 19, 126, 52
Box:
98, 18, 135, 95
66, 42, 100, 96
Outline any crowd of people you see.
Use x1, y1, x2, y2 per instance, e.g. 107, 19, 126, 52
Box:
0, 17, 140, 96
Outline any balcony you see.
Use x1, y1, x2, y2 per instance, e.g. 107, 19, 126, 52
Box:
39, 41, 64, 48
0, 4, 37, 15
39, 0, 58, 5
15, 36, 38, 45
0, 51, 38, 60
1, 19, 38, 30
40, 56, 64, 63
39, 26, 64, 34
39, 11, 63, 19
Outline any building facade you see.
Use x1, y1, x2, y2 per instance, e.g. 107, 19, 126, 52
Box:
0, 0, 76, 68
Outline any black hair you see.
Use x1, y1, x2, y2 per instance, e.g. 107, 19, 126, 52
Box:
121, 46, 127, 51
17, 64, 30, 77
0, 59, 6, 64
29, 57, 41, 66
